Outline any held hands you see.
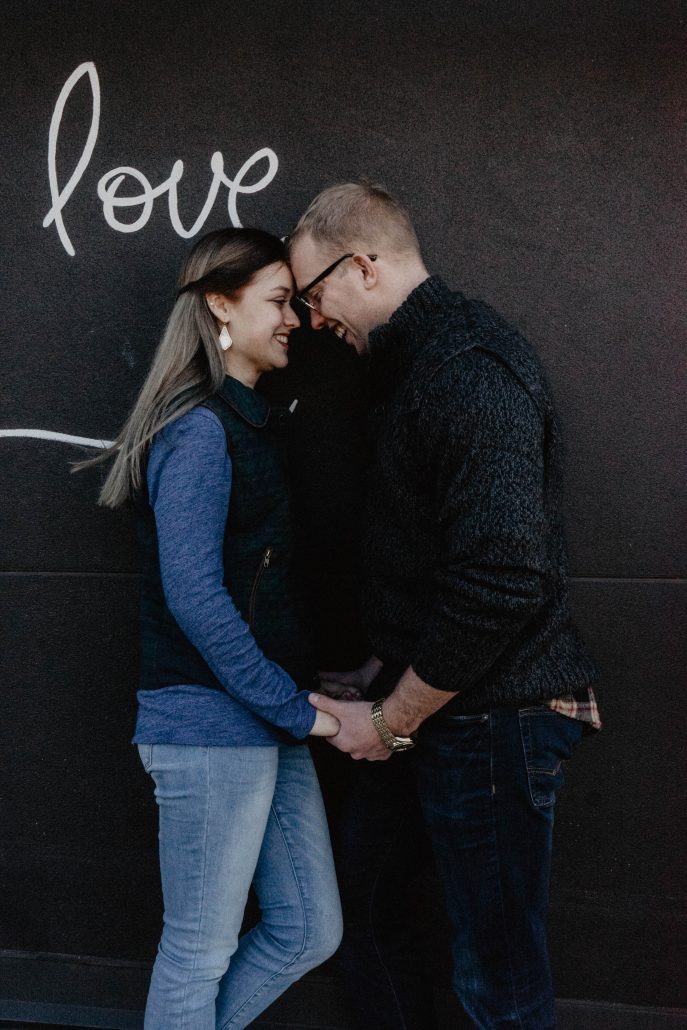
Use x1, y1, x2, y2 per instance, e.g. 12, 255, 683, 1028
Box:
308, 693, 392, 761
309, 665, 448, 757
308, 657, 382, 734
308, 656, 384, 736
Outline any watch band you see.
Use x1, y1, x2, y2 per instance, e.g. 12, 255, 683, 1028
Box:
370, 698, 417, 752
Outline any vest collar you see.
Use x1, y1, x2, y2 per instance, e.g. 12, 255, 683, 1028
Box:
216, 375, 270, 428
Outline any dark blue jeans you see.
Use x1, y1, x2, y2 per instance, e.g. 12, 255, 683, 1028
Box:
334, 703, 584, 1030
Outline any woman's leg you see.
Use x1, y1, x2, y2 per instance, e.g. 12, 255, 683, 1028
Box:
215, 743, 343, 1030
140, 743, 279, 1030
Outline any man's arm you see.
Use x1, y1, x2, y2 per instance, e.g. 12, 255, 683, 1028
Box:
382, 665, 456, 734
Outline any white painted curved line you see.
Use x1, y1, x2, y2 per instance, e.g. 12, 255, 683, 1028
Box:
0, 429, 113, 448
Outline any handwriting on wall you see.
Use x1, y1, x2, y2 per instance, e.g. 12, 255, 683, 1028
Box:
1, 62, 283, 448
43, 62, 280, 257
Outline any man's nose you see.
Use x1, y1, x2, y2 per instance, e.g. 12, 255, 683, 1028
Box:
309, 309, 326, 330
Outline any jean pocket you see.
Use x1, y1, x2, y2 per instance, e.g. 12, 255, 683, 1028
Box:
137, 743, 154, 772
518, 707, 583, 809
442, 712, 490, 723
421, 710, 491, 768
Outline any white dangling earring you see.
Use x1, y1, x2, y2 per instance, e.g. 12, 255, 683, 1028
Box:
219, 323, 233, 351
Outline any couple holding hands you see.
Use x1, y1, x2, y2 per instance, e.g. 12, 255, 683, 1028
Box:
88, 182, 598, 1029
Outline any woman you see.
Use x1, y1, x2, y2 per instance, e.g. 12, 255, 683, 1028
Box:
84, 228, 343, 1029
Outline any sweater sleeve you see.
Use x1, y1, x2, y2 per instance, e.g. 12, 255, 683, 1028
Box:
411, 353, 548, 693
147, 408, 316, 738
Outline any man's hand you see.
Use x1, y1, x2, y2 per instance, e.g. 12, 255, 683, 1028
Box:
308, 693, 392, 761
309, 666, 457, 761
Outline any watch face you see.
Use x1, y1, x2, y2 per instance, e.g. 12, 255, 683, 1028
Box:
391, 739, 416, 751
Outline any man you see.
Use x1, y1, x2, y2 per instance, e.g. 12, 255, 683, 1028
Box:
288, 182, 599, 1030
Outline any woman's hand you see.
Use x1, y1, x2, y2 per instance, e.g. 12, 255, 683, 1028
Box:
318, 655, 384, 698
309, 709, 341, 737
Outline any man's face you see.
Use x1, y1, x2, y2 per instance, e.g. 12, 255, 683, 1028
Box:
290, 234, 375, 355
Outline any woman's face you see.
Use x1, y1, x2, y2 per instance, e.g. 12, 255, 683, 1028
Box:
209, 262, 300, 387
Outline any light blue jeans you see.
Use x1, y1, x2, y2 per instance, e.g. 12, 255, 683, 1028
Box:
137, 742, 343, 1029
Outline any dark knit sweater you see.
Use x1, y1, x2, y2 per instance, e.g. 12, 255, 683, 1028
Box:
362, 276, 598, 712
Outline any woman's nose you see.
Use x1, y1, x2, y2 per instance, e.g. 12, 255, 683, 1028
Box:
285, 304, 300, 329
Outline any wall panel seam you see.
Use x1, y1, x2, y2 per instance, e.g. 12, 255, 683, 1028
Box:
1, 573, 686, 583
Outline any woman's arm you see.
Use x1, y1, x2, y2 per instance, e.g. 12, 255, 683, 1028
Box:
148, 408, 333, 739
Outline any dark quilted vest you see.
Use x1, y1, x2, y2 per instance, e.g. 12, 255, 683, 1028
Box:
137, 376, 314, 694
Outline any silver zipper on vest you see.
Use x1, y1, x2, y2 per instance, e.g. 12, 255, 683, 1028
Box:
248, 547, 272, 629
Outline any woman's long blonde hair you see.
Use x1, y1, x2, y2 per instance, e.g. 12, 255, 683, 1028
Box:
77, 228, 288, 508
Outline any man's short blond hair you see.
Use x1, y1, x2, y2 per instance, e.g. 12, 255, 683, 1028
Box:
289, 181, 420, 258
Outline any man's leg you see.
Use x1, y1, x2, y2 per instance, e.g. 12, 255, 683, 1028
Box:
334, 753, 439, 1030
414, 705, 583, 1030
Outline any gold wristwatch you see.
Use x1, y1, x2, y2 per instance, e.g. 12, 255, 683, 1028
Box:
370, 698, 417, 752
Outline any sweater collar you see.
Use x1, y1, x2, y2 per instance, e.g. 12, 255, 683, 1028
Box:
368, 276, 464, 383
217, 375, 270, 427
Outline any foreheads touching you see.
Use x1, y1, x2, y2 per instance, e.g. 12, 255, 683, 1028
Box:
287, 182, 427, 352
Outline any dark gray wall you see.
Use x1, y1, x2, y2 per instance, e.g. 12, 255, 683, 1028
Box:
1, 0, 685, 1021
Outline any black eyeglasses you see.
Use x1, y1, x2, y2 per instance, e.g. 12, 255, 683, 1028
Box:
297, 253, 377, 311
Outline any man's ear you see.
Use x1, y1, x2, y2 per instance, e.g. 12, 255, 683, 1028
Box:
352, 253, 379, 290
205, 291, 233, 321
